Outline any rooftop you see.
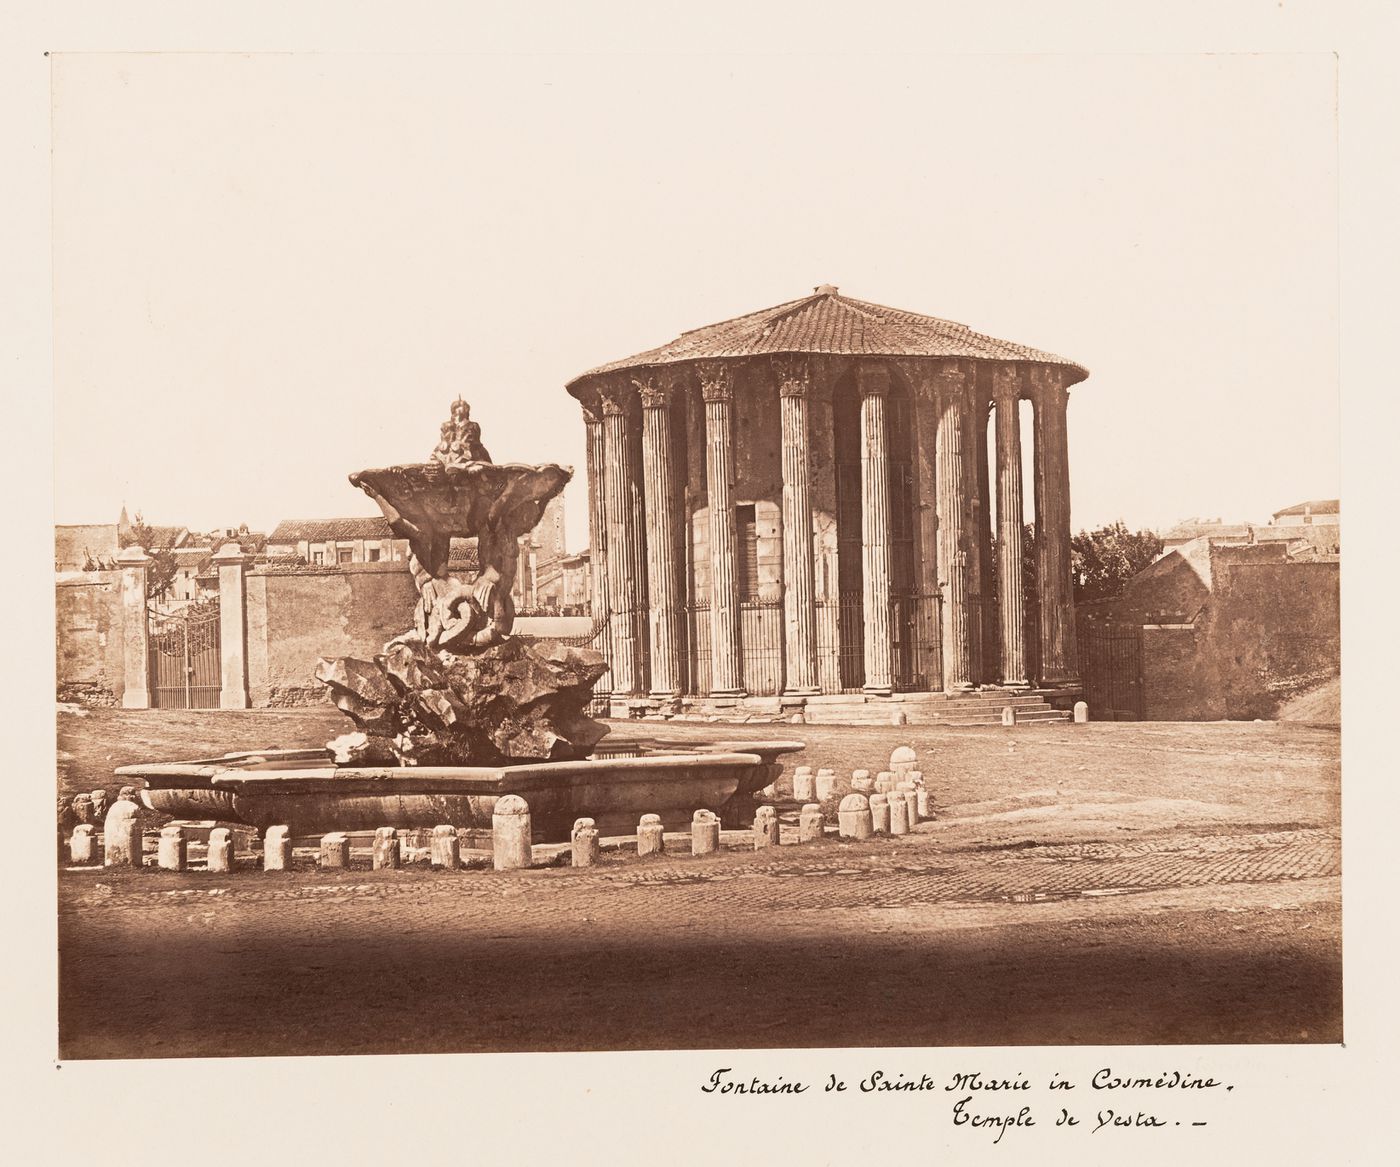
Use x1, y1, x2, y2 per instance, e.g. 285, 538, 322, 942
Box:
1272, 499, 1340, 519
269, 517, 395, 543
567, 285, 1088, 390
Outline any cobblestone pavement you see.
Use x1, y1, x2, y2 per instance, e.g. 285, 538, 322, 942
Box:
62, 823, 1340, 917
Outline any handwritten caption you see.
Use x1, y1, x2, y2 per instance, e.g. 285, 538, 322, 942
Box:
700, 1067, 1234, 1144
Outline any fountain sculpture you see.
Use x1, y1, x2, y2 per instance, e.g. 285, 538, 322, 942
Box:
117, 400, 803, 843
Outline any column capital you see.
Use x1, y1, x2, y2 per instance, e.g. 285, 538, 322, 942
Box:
576, 387, 604, 426
597, 378, 635, 417
991, 363, 1022, 404
932, 360, 974, 395
1026, 364, 1068, 398
697, 360, 734, 403
772, 355, 812, 398
856, 361, 891, 398
114, 545, 151, 566
631, 373, 675, 409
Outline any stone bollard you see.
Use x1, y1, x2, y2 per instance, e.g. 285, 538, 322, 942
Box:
908, 771, 931, 820
753, 805, 780, 849
71, 793, 94, 827
89, 789, 109, 823
889, 746, 917, 778
320, 832, 350, 869
1074, 701, 1089, 723
571, 818, 601, 867
870, 793, 891, 834
430, 824, 460, 870
799, 803, 825, 843
888, 792, 909, 835
890, 707, 908, 726
492, 795, 533, 870
1002, 706, 1016, 727
875, 770, 896, 794
838, 793, 873, 840
157, 826, 187, 871
792, 767, 816, 802
851, 769, 874, 793
263, 825, 292, 872
897, 781, 919, 826
70, 824, 97, 865
372, 826, 401, 870
814, 768, 837, 800
637, 813, 666, 857
102, 800, 142, 867
691, 809, 720, 856
206, 828, 233, 874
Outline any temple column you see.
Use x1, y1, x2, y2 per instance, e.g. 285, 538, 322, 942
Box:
1031, 366, 1080, 686
581, 395, 611, 681
600, 381, 644, 696
859, 362, 894, 695
968, 387, 991, 682
775, 357, 818, 695
935, 362, 974, 691
993, 365, 1029, 687
637, 374, 682, 700
699, 362, 744, 698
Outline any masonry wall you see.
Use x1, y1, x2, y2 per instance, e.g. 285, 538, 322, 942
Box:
246, 562, 419, 706
55, 572, 125, 703
1080, 548, 1340, 721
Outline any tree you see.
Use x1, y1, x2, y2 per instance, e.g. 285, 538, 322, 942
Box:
120, 511, 178, 600
1070, 521, 1163, 604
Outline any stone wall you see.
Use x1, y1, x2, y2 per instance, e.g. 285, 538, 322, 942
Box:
246, 562, 419, 705
1079, 545, 1339, 721
54, 572, 125, 703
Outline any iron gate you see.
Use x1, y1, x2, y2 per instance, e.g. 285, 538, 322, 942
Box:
1078, 622, 1144, 720
149, 602, 222, 709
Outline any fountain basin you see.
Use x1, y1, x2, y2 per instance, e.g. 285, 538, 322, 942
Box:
117, 739, 805, 841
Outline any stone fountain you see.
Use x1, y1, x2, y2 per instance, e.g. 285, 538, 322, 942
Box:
118, 399, 802, 842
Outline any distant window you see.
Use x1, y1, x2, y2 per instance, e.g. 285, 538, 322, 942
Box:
736, 504, 760, 600
312, 551, 324, 565
337, 547, 354, 565
367, 547, 381, 562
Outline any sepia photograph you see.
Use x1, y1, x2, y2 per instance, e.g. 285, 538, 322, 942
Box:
45, 46, 1346, 1067
13, 0, 1398, 1155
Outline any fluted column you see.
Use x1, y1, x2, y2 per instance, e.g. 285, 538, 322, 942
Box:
967, 389, 989, 682
637, 374, 682, 700
600, 381, 644, 696
775, 357, 818, 695
859, 362, 894, 695
1031, 366, 1080, 686
581, 395, 611, 681
699, 362, 744, 697
992, 366, 1029, 687
935, 362, 974, 691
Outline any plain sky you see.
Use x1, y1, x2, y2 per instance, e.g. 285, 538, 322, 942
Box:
51, 51, 1338, 550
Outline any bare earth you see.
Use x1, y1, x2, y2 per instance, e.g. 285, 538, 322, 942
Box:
56, 709, 1341, 1058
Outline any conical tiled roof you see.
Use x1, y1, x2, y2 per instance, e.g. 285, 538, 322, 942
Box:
567, 285, 1087, 389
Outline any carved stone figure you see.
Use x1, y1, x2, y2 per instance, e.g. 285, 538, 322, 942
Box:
316, 399, 607, 767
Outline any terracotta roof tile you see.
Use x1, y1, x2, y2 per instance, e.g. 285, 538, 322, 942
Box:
268, 517, 395, 543
567, 286, 1087, 390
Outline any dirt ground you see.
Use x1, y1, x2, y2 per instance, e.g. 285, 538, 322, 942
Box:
56, 708, 1341, 1058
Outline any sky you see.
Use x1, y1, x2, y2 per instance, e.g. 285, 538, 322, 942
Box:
50, 51, 1339, 551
